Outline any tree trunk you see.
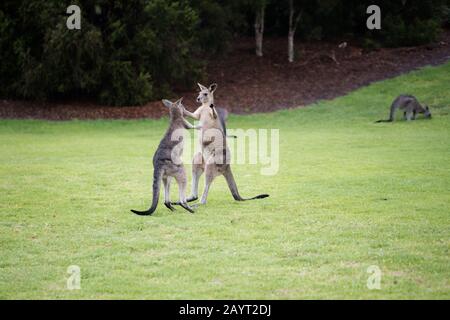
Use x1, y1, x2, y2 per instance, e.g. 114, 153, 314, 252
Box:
288, 31, 294, 63
288, 0, 301, 63
254, 5, 265, 57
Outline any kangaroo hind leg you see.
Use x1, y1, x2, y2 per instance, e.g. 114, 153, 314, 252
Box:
406, 111, 413, 121
175, 167, 194, 213
163, 176, 176, 211
199, 163, 220, 205
187, 152, 204, 202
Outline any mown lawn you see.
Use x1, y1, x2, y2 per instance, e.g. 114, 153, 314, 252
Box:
0, 63, 449, 299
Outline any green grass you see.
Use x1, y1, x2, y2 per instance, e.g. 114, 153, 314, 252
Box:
1, 63, 450, 299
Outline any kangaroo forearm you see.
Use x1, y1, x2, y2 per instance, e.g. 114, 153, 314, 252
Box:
182, 118, 201, 130
183, 109, 200, 120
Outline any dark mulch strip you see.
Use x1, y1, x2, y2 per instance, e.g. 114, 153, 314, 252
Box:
1, 31, 449, 120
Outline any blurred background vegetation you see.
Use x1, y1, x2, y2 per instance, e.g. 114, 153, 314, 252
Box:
1, 0, 449, 105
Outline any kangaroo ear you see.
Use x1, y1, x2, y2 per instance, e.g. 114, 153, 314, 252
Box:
197, 83, 208, 91
426, 105, 429, 110
209, 83, 218, 93
174, 97, 183, 106
162, 99, 173, 108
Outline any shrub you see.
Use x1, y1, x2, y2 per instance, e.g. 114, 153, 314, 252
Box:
381, 15, 441, 47
0, 0, 204, 105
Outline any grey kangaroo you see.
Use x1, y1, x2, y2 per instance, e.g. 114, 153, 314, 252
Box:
181, 83, 269, 205
131, 98, 201, 216
376, 95, 431, 123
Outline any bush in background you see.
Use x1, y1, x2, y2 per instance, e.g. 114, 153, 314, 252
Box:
0, 0, 203, 105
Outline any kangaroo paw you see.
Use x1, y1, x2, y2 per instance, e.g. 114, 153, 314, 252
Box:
180, 203, 195, 213
170, 197, 197, 205
164, 202, 176, 211
191, 202, 205, 209
186, 196, 198, 203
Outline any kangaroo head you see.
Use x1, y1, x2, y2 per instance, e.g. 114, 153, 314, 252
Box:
424, 105, 432, 118
196, 83, 217, 105
162, 98, 184, 120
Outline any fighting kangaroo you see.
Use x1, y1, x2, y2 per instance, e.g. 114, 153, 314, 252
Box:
376, 95, 431, 123
131, 98, 201, 216
181, 83, 269, 205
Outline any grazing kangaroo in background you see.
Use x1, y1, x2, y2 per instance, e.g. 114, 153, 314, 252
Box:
376, 95, 431, 123
181, 83, 269, 205
131, 98, 201, 216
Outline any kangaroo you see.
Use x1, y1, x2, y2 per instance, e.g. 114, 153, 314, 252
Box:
180, 83, 269, 205
376, 95, 431, 123
131, 98, 201, 216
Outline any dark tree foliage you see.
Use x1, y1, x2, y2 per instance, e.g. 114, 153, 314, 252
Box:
265, 0, 448, 44
0, 0, 202, 105
0, 0, 448, 105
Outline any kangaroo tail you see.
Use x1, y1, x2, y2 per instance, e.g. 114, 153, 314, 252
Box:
224, 167, 269, 201
376, 100, 397, 123
376, 101, 397, 123
131, 168, 163, 216
245, 194, 270, 200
